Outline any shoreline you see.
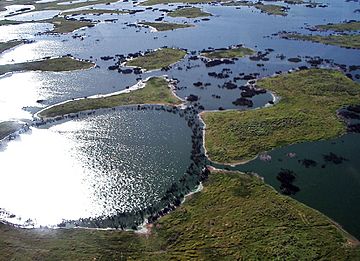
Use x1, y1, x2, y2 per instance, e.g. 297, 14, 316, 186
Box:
35, 75, 184, 120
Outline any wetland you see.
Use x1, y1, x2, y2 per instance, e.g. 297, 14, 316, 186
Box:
1, 0, 360, 259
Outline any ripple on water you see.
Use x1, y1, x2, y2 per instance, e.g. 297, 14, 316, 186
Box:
0, 109, 192, 227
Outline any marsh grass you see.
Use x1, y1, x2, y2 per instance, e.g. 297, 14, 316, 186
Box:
202, 69, 360, 163
39, 77, 182, 118
126, 48, 187, 70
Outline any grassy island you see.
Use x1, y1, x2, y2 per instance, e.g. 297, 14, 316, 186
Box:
202, 69, 360, 163
140, 21, 194, 31
61, 8, 127, 16
0, 121, 23, 140
315, 21, 360, 32
0, 57, 94, 76
0, 16, 96, 34
47, 16, 96, 34
224, 1, 288, 16
126, 48, 187, 70
1, 169, 359, 259
0, 20, 24, 26
0, 0, 121, 14
0, 40, 24, 54
141, 0, 215, 6
38, 77, 182, 118
168, 7, 211, 18
283, 33, 360, 49
201, 46, 254, 59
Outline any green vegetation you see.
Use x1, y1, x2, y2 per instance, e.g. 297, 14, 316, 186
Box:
223, 1, 288, 16
0, 20, 24, 26
315, 21, 360, 32
168, 7, 211, 18
140, 21, 193, 31
255, 3, 287, 16
202, 69, 360, 163
0, 57, 94, 75
284, 33, 360, 49
201, 46, 254, 59
0, 16, 96, 34
0, 121, 23, 140
46, 16, 96, 34
141, 0, 216, 6
283, 0, 304, 4
39, 77, 182, 118
61, 8, 127, 16
126, 48, 186, 70
35, 0, 120, 11
1, 169, 359, 259
0, 0, 121, 18
0, 40, 24, 53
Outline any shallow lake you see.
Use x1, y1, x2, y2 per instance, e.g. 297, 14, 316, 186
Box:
214, 133, 360, 239
0, 109, 192, 227
0, 0, 360, 236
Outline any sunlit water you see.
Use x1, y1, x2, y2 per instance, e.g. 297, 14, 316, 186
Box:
0, 0, 359, 120
0, 109, 192, 227
0, 0, 360, 234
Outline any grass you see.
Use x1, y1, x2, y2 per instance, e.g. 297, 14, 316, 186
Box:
201, 46, 254, 59
46, 16, 96, 34
254, 3, 287, 16
38, 77, 182, 118
0, 16, 96, 34
34, 0, 120, 11
0, 57, 94, 75
168, 7, 211, 18
223, 1, 288, 16
0, 0, 121, 17
126, 48, 187, 70
0, 121, 23, 140
1, 169, 359, 259
283, 33, 360, 49
141, 0, 218, 6
201, 69, 360, 163
61, 8, 127, 16
0, 40, 24, 54
315, 21, 360, 32
0, 20, 24, 26
140, 21, 194, 31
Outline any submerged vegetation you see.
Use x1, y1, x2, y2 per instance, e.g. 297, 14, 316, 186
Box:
201, 46, 254, 59
39, 77, 182, 118
283, 33, 360, 49
0, 57, 94, 76
0, 170, 359, 259
0, 40, 24, 53
202, 69, 360, 163
126, 48, 187, 70
168, 7, 211, 18
140, 21, 194, 31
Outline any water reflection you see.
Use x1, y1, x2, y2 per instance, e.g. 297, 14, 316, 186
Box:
0, 109, 192, 227
8, 10, 60, 21
0, 40, 62, 65
0, 23, 52, 42
0, 72, 52, 121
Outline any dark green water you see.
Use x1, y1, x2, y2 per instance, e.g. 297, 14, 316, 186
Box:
213, 133, 360, 239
